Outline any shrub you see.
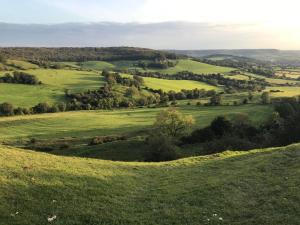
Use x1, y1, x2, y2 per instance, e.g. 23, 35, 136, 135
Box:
145, 134, 180, 162
0, 102, 14, 116
154, 108, 195, 137
89, 136, 126, 145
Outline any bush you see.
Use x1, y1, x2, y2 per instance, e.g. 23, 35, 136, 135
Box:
0, 102, 14, 116
89, 136, 126, 145
145, 135, 180, 162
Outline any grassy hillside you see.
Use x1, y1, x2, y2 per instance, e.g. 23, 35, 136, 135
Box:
122, 74, 221, 91
80, 61, 115, 71
0, 69, 105, 107
0, 83, 65, 108
6, 59, 39, 70
142, 77, 220, 91
1, 143, 300, 225
266, 86, 300, 97
145, 59, 235, 74
0, 105, 272, 142
78, 59, 235, 75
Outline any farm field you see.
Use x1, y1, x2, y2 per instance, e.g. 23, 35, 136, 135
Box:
0, 69, 105, 107
0, 104, 273, 142
0, 83, 65, 108
1, 143, 300, 225
142, 77, 220, 91
122, 74, 221, 91
266, 86, 300, 97
275, 68, 300, 79
145, 59, 235, 74
78, 59, 235, 74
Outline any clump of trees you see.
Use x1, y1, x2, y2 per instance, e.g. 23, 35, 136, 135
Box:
0, 101, 67, 116
90, 136, 126, 145
181, 99, 300, 155
145, 108, 195, 161
137, 54, 178, 69
0, 71, 41, 85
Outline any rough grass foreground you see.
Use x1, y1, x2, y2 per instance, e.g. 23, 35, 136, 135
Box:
1, 143, 300, 225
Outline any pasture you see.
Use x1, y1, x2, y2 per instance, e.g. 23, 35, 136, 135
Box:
1, 143, 300, 225
0, 104, 273, 142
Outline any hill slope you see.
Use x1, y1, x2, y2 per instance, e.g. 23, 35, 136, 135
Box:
1, 144, 300, 225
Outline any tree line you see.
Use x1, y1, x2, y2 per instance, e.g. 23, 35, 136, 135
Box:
0, 47, 178, 62
0, 71, 41, 85
128, 70, 268, 92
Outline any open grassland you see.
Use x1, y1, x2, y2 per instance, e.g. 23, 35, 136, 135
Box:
1, 143, 300, 225
122, 74, 221, 91
0, 105, 273, 142
0, 83, 64, 108
6, 60, 39, 70
246, 72, 300, 85
80, 61, 116, 71
0, 69, 105, 107
26, 69, 105, 92
146, 59, 235, 74
142, 78, 221, 91
224, 74, 250, 81
79, 59, 235, 74
266, 86, 300, 97
275, 68, 300, 79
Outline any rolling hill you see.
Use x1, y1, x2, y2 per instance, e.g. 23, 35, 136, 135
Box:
1, 143, 300, 225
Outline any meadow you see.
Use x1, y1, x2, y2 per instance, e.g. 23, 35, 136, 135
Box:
122, 73, 221, 91
77, 59, 235, 74
144, 59, 235, 74
0, 69, 104, 107
0, 104, 273, 142
1, 143, 299, 225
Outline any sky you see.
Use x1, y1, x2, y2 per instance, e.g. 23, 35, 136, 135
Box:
0, 0, 300, 49
0, 0, 299, 25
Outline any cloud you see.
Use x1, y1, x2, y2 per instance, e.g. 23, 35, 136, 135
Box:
0, 22, 299, 49
39, 0, 145, 22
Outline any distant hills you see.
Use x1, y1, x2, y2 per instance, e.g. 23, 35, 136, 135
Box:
170, 49, 300, 65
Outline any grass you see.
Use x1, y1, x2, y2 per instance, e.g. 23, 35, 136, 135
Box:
0, 83, 65, 108
143, 78, 221, 91
0, 69, 105, 107
122, 74, 221, 92
275, 69, 300, 79
78, 59, 235, 75
26, 69, 105, 93
0, 104, 273, 142
145, 59, 235, 74
80, 61, 115, 71
266, 86, 300, 97
1, 143, 300, 225
6, 60, 39, 70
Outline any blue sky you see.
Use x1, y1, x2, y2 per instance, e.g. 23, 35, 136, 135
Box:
0, 0, 300, 28
0, 0, 144, 24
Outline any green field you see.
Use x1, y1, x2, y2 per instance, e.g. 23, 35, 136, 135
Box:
26, 69, 105, 92
143, 77, 221, 91
6, 59, 39, 70
146, 59, 235, 74
1, 143, 300, 225
80, 61, 116, 70
77, 59, 235, 74
0, 69, 105, 107
0, 105, 272, 142
0, 83, 65, 108
266, 86, 300, 97
122, 74, 221, 91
